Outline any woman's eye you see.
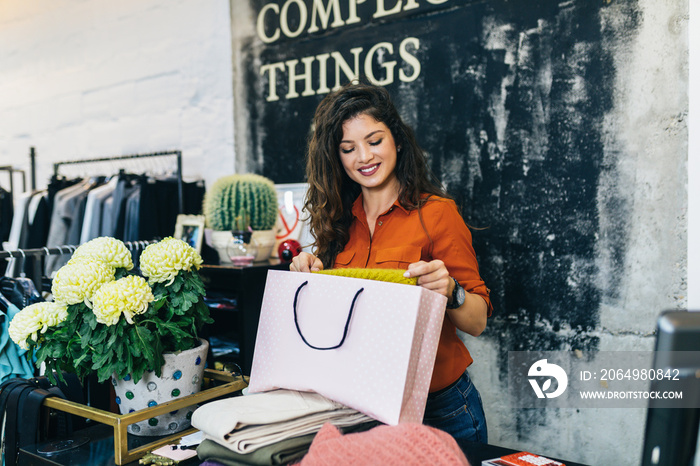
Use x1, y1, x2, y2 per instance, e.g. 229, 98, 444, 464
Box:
340, 147, 354, 154
369, 139, 382, 146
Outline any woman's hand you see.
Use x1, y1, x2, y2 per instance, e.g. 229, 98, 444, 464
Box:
289, 252, 324, 273
404, 259, 487, 337
403, 260, 452, 299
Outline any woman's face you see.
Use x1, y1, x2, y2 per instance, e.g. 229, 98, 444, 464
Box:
339, 113, 398, 194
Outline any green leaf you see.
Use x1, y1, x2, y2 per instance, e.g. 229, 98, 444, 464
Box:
129, 340, 142, 357
92, 326, 108, 345
126, 348, 133, 374
152, 297, 167, 312
170, 294, 183, 307
178, 299, 193, 314
106, 331, 118, 347
88, 314, 98, 331
74, 351, 89, 367
162, 321, 191, 339
163, 303, 175, 321
171, 275, 183, 293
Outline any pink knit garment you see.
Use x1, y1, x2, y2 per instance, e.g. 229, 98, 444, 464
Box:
299, 423, 470, 466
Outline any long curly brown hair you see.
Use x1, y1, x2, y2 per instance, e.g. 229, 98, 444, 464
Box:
304, 81, 448, 268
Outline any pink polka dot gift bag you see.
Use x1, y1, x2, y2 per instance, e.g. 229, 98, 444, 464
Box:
248, 270, 447, 426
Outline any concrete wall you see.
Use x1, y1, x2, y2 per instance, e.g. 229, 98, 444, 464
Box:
0, 0, 234, 190
461, 1, 688, 463
691, 0, 700, 311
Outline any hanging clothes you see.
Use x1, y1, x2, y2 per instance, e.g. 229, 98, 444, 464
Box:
113, 177, 140, 240
0, 276, 43, 310
40, 174, 204, 276
123, 184, 141, 242
100, 176, 125, 238
80, 177, 118, 243
0, 293, 36, 382
137, 176, 205, 241
2, 191, 32, 277
44, 179, 100, 275
0, 187, 12, 246
1, 177, 79, 282
0, 187, 13, 276
25, 191, 50, 250
18, 190, 51, 280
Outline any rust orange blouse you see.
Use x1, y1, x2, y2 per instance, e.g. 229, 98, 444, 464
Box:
333, 194, 492, 392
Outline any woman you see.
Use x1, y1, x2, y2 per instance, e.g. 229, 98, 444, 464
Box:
290, 81, 492, 443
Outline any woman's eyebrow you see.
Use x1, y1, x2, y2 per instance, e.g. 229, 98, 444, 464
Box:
340, 130, 385, 144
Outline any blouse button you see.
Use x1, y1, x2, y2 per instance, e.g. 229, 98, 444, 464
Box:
378, 221, 383, 226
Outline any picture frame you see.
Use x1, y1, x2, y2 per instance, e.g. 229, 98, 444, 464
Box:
174, 214, 206, 254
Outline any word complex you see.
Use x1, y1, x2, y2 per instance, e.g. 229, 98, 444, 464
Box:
256, 0, 451, 101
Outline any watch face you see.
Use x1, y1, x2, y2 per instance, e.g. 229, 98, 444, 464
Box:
448, 278, 466, 309
455, 284, 466, 306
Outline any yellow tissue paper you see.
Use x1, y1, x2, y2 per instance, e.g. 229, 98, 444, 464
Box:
313, 268, 417, 286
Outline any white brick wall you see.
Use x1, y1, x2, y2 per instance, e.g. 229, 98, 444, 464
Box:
0, 0, 234, 191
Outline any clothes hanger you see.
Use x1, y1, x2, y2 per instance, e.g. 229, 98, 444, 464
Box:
14, 249, 41, 306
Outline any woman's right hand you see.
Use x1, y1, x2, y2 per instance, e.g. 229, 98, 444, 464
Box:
289, 252, 324, 273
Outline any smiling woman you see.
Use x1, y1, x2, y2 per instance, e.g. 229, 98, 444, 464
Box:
290, 80, 493, 444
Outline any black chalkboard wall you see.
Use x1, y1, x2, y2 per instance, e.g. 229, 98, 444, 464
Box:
239, 0, 638, 355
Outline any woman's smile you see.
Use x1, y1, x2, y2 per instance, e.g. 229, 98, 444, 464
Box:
359, 163, 381, 175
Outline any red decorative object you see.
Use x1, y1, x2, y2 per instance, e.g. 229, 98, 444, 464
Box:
278, 239, 302, 263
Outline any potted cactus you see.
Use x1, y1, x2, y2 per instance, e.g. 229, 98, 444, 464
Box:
203, 174, 279, 264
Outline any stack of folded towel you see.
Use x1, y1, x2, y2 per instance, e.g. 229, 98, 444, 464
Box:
192, 389, 377, 465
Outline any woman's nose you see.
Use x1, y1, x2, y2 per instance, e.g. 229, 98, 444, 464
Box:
357, 145, 373, 163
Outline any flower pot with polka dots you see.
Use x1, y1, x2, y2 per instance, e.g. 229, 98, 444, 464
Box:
111, 338, 209, 436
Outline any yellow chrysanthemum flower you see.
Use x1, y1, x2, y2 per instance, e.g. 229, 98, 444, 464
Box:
72, 237, 134, 270
91, 275, 155, 326
52, 257, 116, 305
140, 237, 203, 285
36, 301, 70, 330
9, 302, 69, 350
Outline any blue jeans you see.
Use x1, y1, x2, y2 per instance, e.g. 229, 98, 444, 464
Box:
422, 370, 488, 443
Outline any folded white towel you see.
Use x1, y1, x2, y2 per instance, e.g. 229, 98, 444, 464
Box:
207, 409, 372, 454
192, 389, 373, 454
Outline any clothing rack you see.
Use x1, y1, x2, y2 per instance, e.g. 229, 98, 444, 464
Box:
0, 240, 157, 291
30, 147, 37, 190
0, 166, 27, 198
52, 150, 184, 213
0, 147, 38, 197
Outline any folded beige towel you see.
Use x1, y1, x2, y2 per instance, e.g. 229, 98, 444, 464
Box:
192, 389, 374, 454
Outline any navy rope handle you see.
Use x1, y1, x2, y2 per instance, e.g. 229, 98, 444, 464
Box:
293, 280, 364, 350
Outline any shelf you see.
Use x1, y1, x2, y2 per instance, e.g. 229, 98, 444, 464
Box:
40, 369, 247, 465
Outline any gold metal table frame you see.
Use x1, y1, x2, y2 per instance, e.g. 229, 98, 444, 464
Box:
41, 369, 248, 465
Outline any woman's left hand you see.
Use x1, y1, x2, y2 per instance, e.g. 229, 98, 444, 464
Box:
404, 260, 453, 299
405, 259, 487, 336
